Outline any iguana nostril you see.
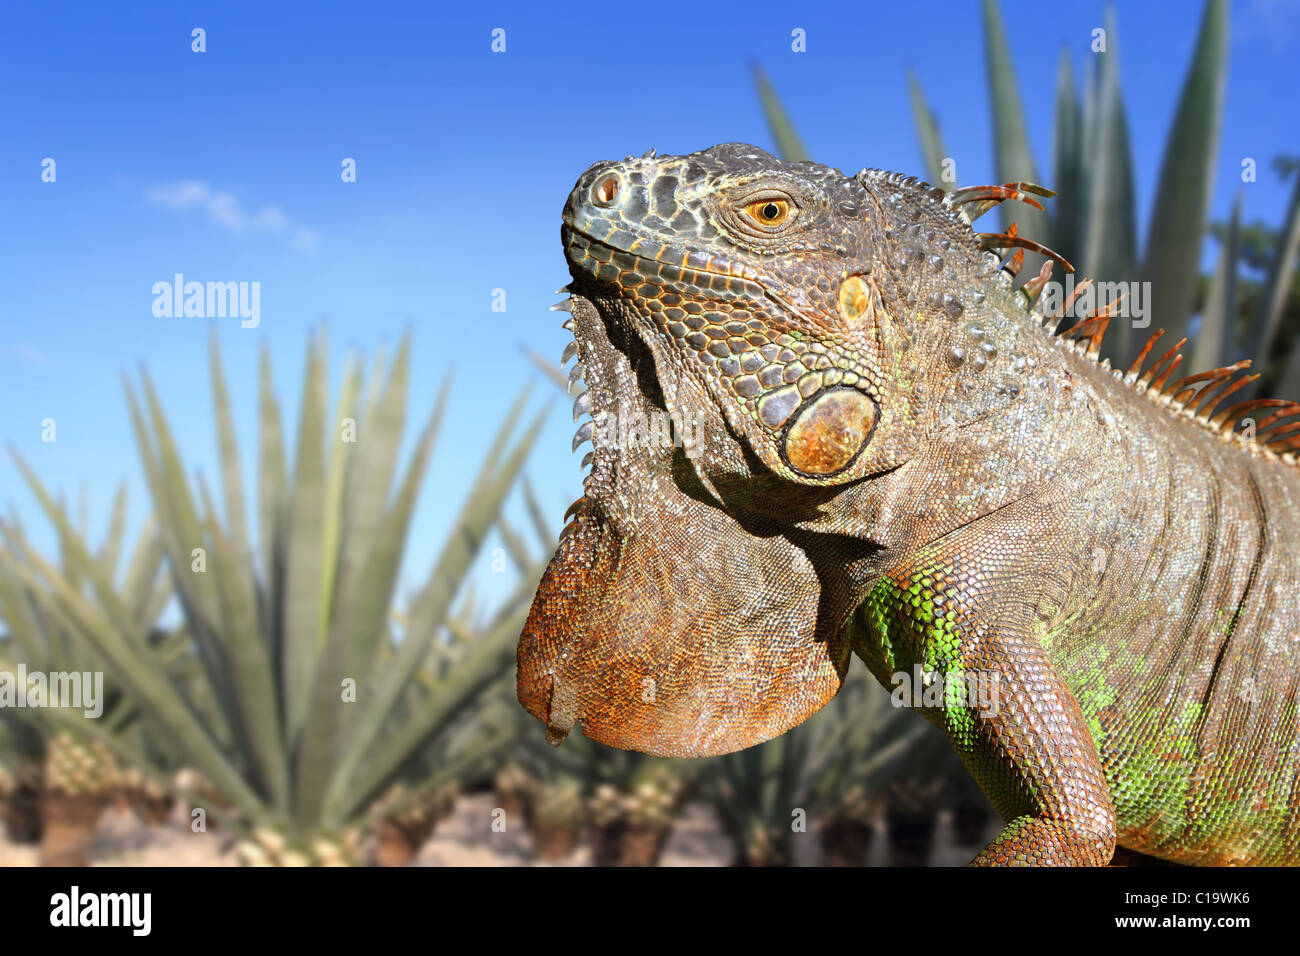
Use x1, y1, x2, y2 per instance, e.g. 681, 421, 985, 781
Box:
593, 175, 620, 206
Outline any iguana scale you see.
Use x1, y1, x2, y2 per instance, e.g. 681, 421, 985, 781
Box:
516, 143, 1300, 866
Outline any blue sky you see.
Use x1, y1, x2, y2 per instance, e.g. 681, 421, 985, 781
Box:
1, 0, 1296, 609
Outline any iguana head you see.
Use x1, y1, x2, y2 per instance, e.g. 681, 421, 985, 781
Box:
518, 143, 1035, 756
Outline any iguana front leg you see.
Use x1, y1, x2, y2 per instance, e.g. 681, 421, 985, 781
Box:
856, 510, 1116, 866
960, 622, 1115, 866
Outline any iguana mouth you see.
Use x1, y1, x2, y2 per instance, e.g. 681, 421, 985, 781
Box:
562, 224, 822, 339
562, 223, 768, 289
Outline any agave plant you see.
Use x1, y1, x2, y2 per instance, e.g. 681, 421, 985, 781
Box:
806, 669, 963, 867
364, 587, 547, 866
0, 489, 180, 864
571, 744, 691, 867
4, 330, 546, 864
699, 666, 935, 867
530, 775, 586, 860
758, 0, 1299, 392
0, 716, 42, 844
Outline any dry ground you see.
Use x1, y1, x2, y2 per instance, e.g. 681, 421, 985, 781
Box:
1, 793, 996, 866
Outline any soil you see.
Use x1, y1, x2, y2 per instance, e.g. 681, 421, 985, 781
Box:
0, 794, 1001, 866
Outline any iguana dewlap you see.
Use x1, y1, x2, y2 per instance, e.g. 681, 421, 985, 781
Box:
516, 143, 1300, 866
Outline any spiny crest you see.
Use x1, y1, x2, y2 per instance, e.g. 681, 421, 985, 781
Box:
1115, 333, 1300, 461
944, 181, 1300, 465
856, 169, 984, 254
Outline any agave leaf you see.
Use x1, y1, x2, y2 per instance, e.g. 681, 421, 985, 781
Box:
1051, 51, 1083, 278
124, 382, 241, 744
1252, 167, 1300, 369
0, 533, 48, 664
209, 330, 252, 574
55, 491, 80, 594
521, 478, 554, 552
981, 0, 1043, 230
751, 65, 809, 163
2, 543, 75, 676
205, 335, 289, 809
907, 70, 952, 189
292, 605, 351, 823
315, 353, 363, 660
1274, 333, 1300, 403
195, 473, 289, 812
340, 336, 413, 612
346, 380, 448, 674
139, 569, 172, 634
0, 522, 265, 823
323, 403, 547, 818
329, 605, 523, 824
73, 489, 89, 586
1195, 191, 1241, 372
257, 346, 287, 600
495, 517, 533, 578
119, 514, 165, 627
128, 378, 225, 644
294, 387, 446, 822
136, 373, 221, 624
1137, 0, 1228, 350
457, 387, 532, 490
283, 333, 329, 737
99, 484, 128, 583
1079, 6, 1138, 359
12, 454, 160, 658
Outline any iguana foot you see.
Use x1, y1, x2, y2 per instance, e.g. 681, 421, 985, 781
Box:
970, 815, 1114, 866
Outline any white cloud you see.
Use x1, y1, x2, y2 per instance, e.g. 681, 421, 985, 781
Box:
146, 181, 319, 250
2, 344, 51, 366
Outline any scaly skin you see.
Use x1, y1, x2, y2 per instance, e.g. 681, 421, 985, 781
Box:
516, 144, 1300, 865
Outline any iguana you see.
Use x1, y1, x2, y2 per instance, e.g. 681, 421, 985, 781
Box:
516, 143, 1300, 866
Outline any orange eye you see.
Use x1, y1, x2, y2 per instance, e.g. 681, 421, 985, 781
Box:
745, 198, 791, 226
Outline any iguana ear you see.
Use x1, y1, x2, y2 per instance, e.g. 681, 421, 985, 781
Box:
517, 490, 851, 758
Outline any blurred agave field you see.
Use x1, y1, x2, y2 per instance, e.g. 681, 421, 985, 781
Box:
2, 0, 1296, 867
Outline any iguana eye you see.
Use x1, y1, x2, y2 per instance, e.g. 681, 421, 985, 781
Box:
744, 198, 791, 227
